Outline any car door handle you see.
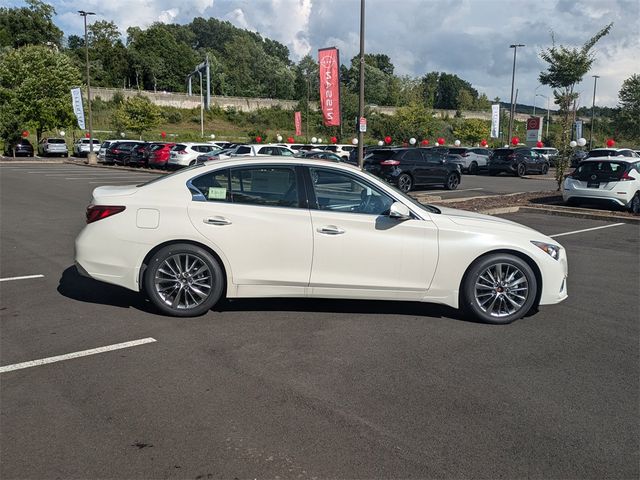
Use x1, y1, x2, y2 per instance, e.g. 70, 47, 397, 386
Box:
204, 216, 232, 226
317, 225, 345, 235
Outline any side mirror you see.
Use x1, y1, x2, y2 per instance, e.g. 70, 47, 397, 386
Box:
388, 202, 411, 220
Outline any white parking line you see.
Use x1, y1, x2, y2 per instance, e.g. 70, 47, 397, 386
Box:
0, 274, 45, 283
420, 188, 484, 194
0, 337, 157, 373
550, 223, 626, 238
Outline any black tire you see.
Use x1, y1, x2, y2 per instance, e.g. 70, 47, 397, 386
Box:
143, 243, 224, 317
460, 253, 538, 324
630, 192, 640, 215
444, 172, 460, 190
397, 173, 413, 192
540, 163, 549, 175
469, 161, 478, 175
516, 163, 526, 177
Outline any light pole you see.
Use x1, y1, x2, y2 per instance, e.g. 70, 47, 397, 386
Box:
508, 44, 525, 143
533, 84, 541, 117
78, 10, 96, 163
589, 75, 599, 149
536, 94, 550, 139
357, 0, 365, 169
198, 71, 204, 138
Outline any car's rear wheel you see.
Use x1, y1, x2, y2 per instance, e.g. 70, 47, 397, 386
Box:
517, 163, 526, 177
540, 163, 549, 175
144, 244, 224, 317
445, 172, 460, 190
397, 173, 413, 192
630, 192, 640, 215
461, 253, 537, 324
469, 161, 478, 175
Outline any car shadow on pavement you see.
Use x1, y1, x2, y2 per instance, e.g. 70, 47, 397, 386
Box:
57, 265, 155, 313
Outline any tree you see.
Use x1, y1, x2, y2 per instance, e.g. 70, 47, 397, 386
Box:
113, 95, 161, 138
613, 74, 640, 142
0, 0, 63, 49
539, 23, 612, 188
453, 119, 491, 144
0, 45, 80, 143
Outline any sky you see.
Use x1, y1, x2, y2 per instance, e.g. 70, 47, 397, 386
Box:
12, 0, 640, 108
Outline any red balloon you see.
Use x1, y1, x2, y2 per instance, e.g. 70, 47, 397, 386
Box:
21, 130, 29, 138
437, 137, 445, 145
421, 139, 429, 146
331, 136, 337, 144
256, 136, 262, 143
606, 138, 615, 147
85, 132, 90, 138
480, 139, 487, 147
511, 137, 520, 146
536, 141, 543, 148
287, 137, 294, 143
161, 131, 167, 138
384, 136, 392, 144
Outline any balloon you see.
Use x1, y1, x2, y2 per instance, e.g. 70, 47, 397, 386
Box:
161, 131, 167, 138
421, 139, 429, 146
352, 138, 358, 145
21, 130, 29, 138
511, 137, 519, 146
59, 130, 65, 137
569, 140, 577, 148
210, 134, 216, 139
85, 132, 90, 138
577, 137, 586, 147
311, 137, 317, 143
384, 136, 392, 144
276, 134, 283, 142
378, 140, 384, 146
318, 138, 323, 144
437, 137, 445, 145
287, 137, 294, 143
256, 136, 262, 143
454, 139, 461, 146
536, 141, 543, 148
480, 139, 487, 147
409, 137, 416, 145
606, 138, 615, 147
120, 132, 125, 138
331, 136, 337, 144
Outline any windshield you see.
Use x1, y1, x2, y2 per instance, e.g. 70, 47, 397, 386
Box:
574, 161, 629, 181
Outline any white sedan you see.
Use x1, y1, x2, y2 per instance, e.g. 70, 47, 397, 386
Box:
75, 157, 568, 324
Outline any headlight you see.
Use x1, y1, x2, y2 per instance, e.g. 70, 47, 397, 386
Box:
531, 241, 560, 260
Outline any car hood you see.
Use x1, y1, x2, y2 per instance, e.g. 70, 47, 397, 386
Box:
435, 205, 538, 233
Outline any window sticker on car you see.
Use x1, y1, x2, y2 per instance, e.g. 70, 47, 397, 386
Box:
208, 187, 227, 200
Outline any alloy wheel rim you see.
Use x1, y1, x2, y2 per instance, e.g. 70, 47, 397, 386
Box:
474, 262, 529, 318
154, 253, 212, 310
399, 175, 411, 191
448, 175, 459, 189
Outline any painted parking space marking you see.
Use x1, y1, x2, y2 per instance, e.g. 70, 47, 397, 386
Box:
550, 223, 626, 238
0, 337, 157, 374
0, 274, 44, 283
419, 187, 484, 194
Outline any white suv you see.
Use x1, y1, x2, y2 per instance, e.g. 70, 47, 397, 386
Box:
562, 157, 640, 214
231, 144, 295, 157
317, 144, 355, 161
73, 138, 101, 157
168, 143, 221, 168
38, 138, 68, 157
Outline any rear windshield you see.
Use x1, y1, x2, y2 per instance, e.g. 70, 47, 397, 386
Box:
574, 161, 628, 181
366, 149, 397, 161
586, 149, 623, 158
448, 148, 468, 155
115, 143, 135, 151
48, 139, 66, 144
173, 144, 187, 151
492, 149, 514, 158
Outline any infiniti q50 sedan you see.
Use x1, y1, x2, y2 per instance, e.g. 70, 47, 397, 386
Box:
75, 157, 568, 324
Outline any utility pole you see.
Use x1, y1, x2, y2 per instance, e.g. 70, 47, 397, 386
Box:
79, 10, 96, 163
508, 44, 525, 143
357, 0, 365, 169
589, 75, 599, 149
198, 71, 204, 138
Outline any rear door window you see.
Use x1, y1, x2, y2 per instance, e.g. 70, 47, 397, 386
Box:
229, 167, 299, 208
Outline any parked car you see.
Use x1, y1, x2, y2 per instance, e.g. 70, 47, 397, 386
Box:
38, 138, 68, 157
363, 147, 462, 192
230, 144, 296, 158
98, 140, 120, 163
295, 150, 342, 162
4, 138, 34, 157
168, 143, 221, 168
75, 156, 568, 324
585, 148, 638, 159
147, 143, 176, 169
316, 144, 356, 161
73, 138, 101, 157
562, 157, 640, 214
570, 149, 588, 167
488, 148, 550, 176
209, 141, 234, 150
125, 142, 150, 167
105, 141, 146, 165
532, 147, 560, 166
432, 146, 491, 174
195, 148, 239, 164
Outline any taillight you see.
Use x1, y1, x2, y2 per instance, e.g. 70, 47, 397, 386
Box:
86, 205, 126, 224
621, 171, 635, 181
380, 160, 400, 166
462, 153, 469, 157
177, 150, 187, 155
112, 149, 120, 154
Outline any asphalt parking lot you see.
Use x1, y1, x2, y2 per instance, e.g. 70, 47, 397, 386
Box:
1, 163, 638, 479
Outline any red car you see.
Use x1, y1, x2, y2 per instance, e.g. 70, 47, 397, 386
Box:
147, 143, 176, 169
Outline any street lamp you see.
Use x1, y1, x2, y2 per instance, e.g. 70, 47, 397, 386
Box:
589, 75, 600, 149
198, 70, 204, 138
532, 84, 542, 117
357, 0, 366, 169
78, 10, 96, 163
536, 93, 550, 139
508, 44, 525, 143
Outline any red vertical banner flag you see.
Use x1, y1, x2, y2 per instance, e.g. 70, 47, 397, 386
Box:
318, 47, 341, 127
294, 111, 302, 136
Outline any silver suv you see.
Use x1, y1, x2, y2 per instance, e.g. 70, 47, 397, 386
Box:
38, 138, 68, 157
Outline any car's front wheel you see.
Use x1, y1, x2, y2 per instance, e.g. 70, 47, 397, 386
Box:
144, 243, 224, 317
444, 172, 460, 190
540, 163, 549, 175
516, 163, 526, 177
630, 192, 640, 215
468, 161, 478, 175
460, 253, 537, 324
397, 173, 413, 192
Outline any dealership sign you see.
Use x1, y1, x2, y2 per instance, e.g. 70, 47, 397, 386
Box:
318, 47, 341, 127
71, 87, 85, 130
526, 116, 543, 142
490, 104, 500, 138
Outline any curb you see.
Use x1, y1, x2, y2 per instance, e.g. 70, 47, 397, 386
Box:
478, 205, 639, 224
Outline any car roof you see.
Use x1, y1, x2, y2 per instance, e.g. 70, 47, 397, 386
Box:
580, 156, 637, 163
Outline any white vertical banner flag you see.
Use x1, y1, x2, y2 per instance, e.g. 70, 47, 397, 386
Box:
490, 104, 500, 138
71, 88, 86, 130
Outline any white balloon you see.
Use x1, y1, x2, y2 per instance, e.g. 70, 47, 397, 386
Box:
311, 137, 318, 143
409, 137, 416, 145
378, 140, 384, 146
577, 137, 587, 147
318, 138, 323, 143
59, 130, 65, 137
120, 132, 126, 138
569, 141, 577, 148
454, 139, 461, 146
352, 138, 358, 145
210, 134, 216, 139
276, 134, 283, 142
